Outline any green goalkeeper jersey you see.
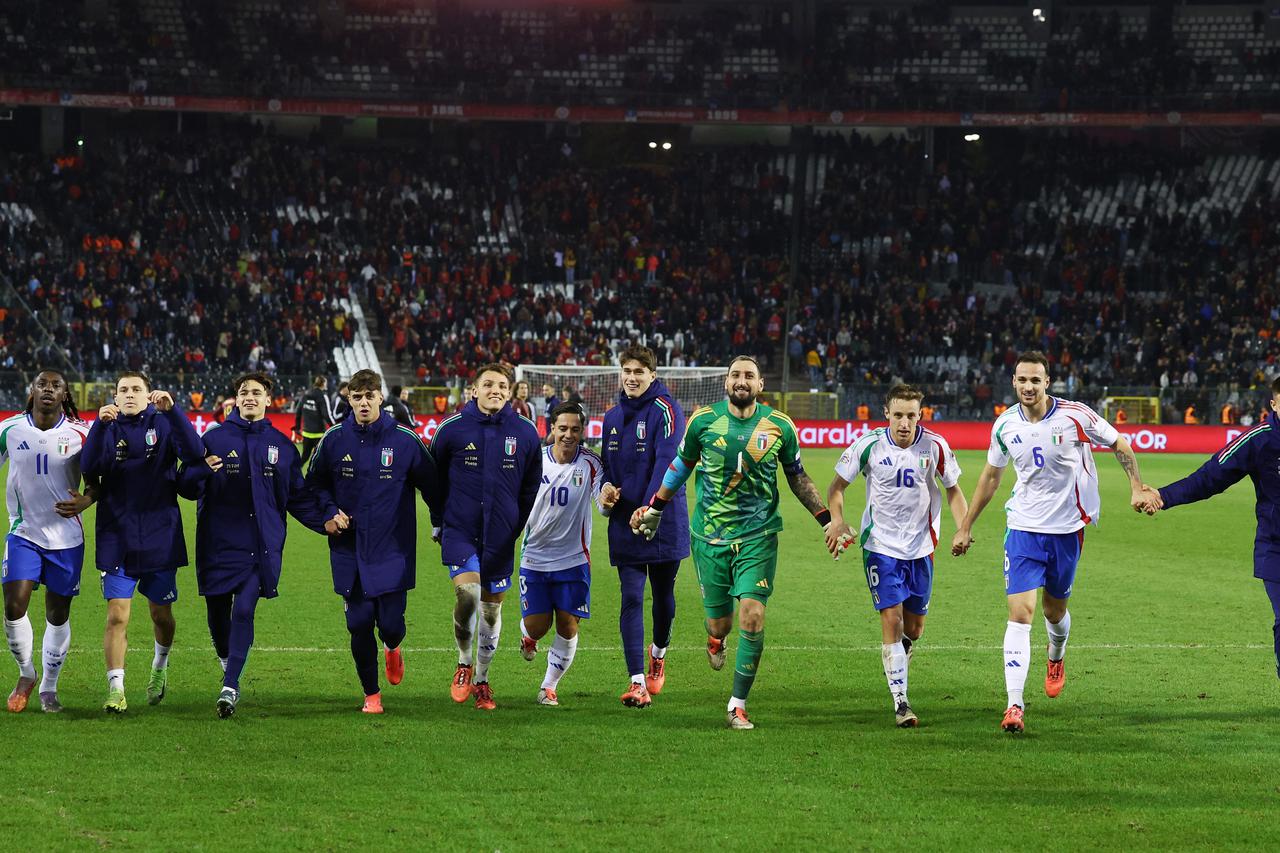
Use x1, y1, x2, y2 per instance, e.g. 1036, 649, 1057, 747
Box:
677, 400, 802, 545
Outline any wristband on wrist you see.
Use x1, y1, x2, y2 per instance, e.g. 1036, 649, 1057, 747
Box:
649, 495, 670, 512
814, 508, 832, 527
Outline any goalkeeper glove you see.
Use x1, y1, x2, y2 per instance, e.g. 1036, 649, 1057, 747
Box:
823, 521, 854, 559
632, 495, 669, 540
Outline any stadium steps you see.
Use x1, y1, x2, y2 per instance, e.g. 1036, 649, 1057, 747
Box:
352, 288, 410, 388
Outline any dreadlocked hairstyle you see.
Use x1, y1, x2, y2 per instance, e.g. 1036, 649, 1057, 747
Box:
24, 368, 81, 422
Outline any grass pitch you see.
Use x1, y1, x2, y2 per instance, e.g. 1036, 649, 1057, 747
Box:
2, 450, 1275, 851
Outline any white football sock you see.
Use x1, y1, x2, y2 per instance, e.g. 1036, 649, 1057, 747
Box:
453, 583, 480, 666
40, 620, 71, 693
4, 615, 35, 680
519, 618, 530, 640
1004, 620, 1032, 707
152, 641, 171, 670
650, 643, 667, 660
882, 641, 908, 707
219, 657, 228, 673
107, 668, 125, 691
728, 696, 746, 712
475, 600, 502, 683
1046, 611, 1071, 662
542, 633, 578, 690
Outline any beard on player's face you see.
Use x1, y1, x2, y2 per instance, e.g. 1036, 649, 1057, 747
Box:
728, 386, 757, 406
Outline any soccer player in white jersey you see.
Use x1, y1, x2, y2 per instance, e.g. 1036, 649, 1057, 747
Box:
517, 402, 620, 705
825, 384, 967, 728
951, 351, 1147, 733
2, 370, 96, 713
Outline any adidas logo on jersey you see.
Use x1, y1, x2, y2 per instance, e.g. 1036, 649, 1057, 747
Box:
541, 474, 551, 484
879, 456, 893, 466
16, 441, 29, 451
464, 442, 477, 451
1011, 435, 1024, 445
755, 578, 770, 589
227, 450, 239, 458
713, 437, 728, 449
116, 439, 128, 448
341, 454, 353, 462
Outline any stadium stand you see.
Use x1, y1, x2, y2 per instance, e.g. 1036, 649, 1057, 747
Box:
7, 3, 1280, 423
8, 4, 1279, 111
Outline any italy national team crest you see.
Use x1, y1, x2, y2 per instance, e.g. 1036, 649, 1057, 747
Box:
573, 470, 584, 487
1052, 433, 1065, 445
145, 428, 158, 447
636, 420, 646, 440
756, 433, 768, 451
267, 445, 279, 465
57, 436, 71, 456
919, 456, 930, 471
505, 436, 517, 455
381, 447, 394, 467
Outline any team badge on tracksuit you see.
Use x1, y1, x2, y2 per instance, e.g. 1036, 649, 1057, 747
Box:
381, 448, 394, 466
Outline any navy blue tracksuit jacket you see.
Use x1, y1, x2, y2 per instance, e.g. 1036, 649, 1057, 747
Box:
428, 400, 542, 582
82, 403, 207, 574
305, 412, 438, 598
177, 411, 335, 597
600, 380, 690, 566
1159, 412, 1280, 581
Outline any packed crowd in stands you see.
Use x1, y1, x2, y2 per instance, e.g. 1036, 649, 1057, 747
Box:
0, 129, 361, 405
6, 1, 1280, 111
3, 113, 1280, 420
366, 141, 790, 380
792, 131, 1280, 420
0, 123, 786, 403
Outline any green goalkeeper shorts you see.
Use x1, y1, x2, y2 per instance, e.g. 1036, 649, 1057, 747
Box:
692, 534, 778, 619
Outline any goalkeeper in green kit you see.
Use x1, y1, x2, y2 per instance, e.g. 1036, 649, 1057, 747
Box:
630, 356, 838, 729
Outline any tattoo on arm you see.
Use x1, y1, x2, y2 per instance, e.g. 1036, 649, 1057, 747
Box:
1114, 446, 1141, 483
786, 471, 827, 516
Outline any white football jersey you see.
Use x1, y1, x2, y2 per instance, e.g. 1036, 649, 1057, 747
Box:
521, 446, 607, 572
987, 398, 1120, 534
836, 426, 962, 560
0, 413, 91, 550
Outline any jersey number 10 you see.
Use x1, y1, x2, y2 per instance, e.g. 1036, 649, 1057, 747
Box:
547, 486, 570, 506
